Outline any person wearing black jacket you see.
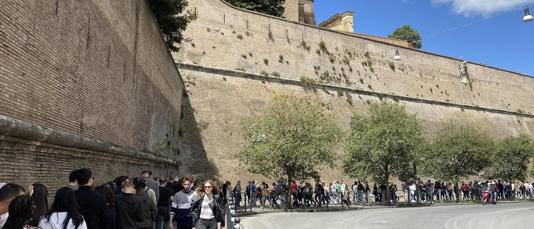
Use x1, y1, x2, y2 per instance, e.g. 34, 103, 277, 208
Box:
190, 180, 224, 229
73, 168, 111, 229
116, 181, 144, 229
134, 177, 157, 229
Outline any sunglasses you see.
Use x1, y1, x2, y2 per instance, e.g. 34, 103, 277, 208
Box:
204, 185, 213, 188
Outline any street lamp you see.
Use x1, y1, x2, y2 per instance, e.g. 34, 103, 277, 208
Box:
524, 6, 534, 22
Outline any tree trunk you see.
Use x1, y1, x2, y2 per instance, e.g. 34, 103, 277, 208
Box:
385, 165, 390, 206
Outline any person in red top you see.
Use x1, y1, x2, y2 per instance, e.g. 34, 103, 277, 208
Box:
290, 182, 297, 194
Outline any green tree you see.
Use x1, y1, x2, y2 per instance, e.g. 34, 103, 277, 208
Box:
343, 103, 425, 204
238, 94, 343, 184
226, 0, 286, 17
147, 0, 198, 52
388, 25, 422, 49
422, 123, 494, 200
483, 135, 534, 182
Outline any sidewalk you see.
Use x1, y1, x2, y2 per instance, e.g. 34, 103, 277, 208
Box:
236, 199, 534, 217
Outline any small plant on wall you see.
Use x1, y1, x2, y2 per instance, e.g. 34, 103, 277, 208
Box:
263, 58, 269, 65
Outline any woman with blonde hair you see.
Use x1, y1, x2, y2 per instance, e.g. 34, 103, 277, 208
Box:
190, 180, 224, 229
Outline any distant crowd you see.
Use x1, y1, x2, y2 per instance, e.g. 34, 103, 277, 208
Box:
231, 179, 534, 209
0, 169, 226, 229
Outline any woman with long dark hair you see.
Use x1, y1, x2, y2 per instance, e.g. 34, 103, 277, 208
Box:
28, 183, 48, 227
190, 180, 224, 229
38, 187, 87, 229
3, 195, 33, 229
94, 182, 116, 229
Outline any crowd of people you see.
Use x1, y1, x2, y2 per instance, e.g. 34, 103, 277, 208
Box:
0, 169, 225, 229
231, 179, 534, 209
1, 170, 533, 229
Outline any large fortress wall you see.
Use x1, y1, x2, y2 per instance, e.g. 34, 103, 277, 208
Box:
174, 0, 534, 182
176, 0, 534, 115
0, 0, 184, 189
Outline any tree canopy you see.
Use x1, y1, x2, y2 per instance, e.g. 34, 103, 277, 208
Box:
238, 94, 343, 182
388, 25, 422, 49
343, 103, 425, 186
483, 135, 534, 182
147, 0, 198, 52
422, 123, 494, 184
226, 0, 286, 17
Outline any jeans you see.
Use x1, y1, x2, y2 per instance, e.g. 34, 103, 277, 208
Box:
261, 196, 266, 209
175, 209, 193, 229
490, 191, 497, 203
364, 191, 369, 205
196, 218, 217, 229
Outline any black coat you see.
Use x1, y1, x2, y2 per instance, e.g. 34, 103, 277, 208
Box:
116, 193, 145, 229
75, 186, 110, 229
190, 194, 224, 226
135, 190, 157, 228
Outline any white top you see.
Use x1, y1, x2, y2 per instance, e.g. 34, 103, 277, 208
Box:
38, 212, 88, 229
199, 196, 215, 219
340, 184, 346, 193
173, 190, 197, 209
0, 213, 8, 228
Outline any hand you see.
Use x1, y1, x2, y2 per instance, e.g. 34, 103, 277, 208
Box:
169, 222, 173, 229
28, 184, 34, 196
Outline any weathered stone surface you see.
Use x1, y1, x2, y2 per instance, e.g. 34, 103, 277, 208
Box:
174, 0, 534, 183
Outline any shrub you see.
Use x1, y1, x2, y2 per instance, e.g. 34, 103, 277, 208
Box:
337, 90, 344, 97
279, 55, 284, 63
235, 67, 246, 72
261, 70, 269, 77
263, 58, 269, 65
237, 34, 243, 39
300, 76, 316, 89
272, 72, 281, 78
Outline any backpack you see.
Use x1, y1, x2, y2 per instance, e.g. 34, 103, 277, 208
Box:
264, 188, 270, 197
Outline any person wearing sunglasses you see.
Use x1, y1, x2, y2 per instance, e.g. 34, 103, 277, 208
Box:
190, 180, 224, 229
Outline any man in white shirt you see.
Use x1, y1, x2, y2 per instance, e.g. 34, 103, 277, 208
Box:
169, 178, 196, 229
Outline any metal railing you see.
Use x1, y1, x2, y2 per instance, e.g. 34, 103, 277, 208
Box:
226, 192, 241, 229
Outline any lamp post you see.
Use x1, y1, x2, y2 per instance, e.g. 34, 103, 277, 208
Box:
524, 6, 533, 22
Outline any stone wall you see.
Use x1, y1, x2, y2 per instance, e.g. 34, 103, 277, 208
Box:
0, 0, 184, 190
173, 0, 534, 183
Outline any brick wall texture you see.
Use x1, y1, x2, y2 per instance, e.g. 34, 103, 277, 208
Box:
0, 0, 184, 190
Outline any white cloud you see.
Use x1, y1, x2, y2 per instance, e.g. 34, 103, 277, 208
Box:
433, 0, 534, 16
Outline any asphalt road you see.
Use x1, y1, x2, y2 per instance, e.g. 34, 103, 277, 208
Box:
240, 203, 534, 229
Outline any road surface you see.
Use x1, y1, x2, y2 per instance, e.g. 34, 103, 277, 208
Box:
240, 203, 534, 229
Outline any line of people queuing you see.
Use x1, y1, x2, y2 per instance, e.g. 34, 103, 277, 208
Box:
230, 179, 534, 209
0, 168, 225, 229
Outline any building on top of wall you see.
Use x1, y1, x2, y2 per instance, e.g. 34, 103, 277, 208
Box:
283, 0, 317, 25
283, 1, 414, 48
318, 11, 415, 49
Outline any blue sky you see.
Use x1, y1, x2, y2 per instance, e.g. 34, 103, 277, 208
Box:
314, 0, 534, 77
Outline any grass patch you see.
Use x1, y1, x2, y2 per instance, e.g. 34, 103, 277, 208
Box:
272, 72, 281, 78
234, 67, 246, 72
261, 70, 269, 77
336, 90, 344, 96
300, 76, 316, 90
